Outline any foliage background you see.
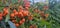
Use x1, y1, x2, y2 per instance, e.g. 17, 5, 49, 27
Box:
0, 0, 60, 28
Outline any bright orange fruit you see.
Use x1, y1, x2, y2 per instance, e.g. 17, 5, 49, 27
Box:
0, 17, 2, 21
18, 12, 23, 18
0, 12, 3, 17
10, 13, 15, 17
22, 11, 29, 16
13, 9, 17, 13
14, 12, 18, 16
21, 18, 25, 22
19, 20, 23, 24
15, 23, 19, 27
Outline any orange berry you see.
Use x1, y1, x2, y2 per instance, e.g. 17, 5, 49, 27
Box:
21, 18, 25, 22
28, 15, 33, 20
0, 17, 2, 21
3, 13, 6, 16
3, 8, 8, 14
5, 10, 8, 14
10, 13, 15, 17
28, 16, 33, 20
22, 11, 28, 16
29, 26, 33, 28
3, 12, 8, 16
18, 12, 23, 18
19, 9, 24, 12
14, 12, 18, 16
13, 9, 17, 13
4, 10, 8, 13
3, 10, 8, 16
3, 8, 8, 11
0, 12, 2, 17
45, 14, 49, 18
19, 21, 23, 24
15, 23, 19, 27
18, 12, 22, 15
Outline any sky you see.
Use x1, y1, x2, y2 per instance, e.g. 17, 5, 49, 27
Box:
29, 0, 47, 4
35, 0, 46, 2
30, 0, 46, 3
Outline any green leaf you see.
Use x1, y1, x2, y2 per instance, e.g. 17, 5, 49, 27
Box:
5, 14, 10, 22
12, 0, 18, 4
19, 23, 25, 28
